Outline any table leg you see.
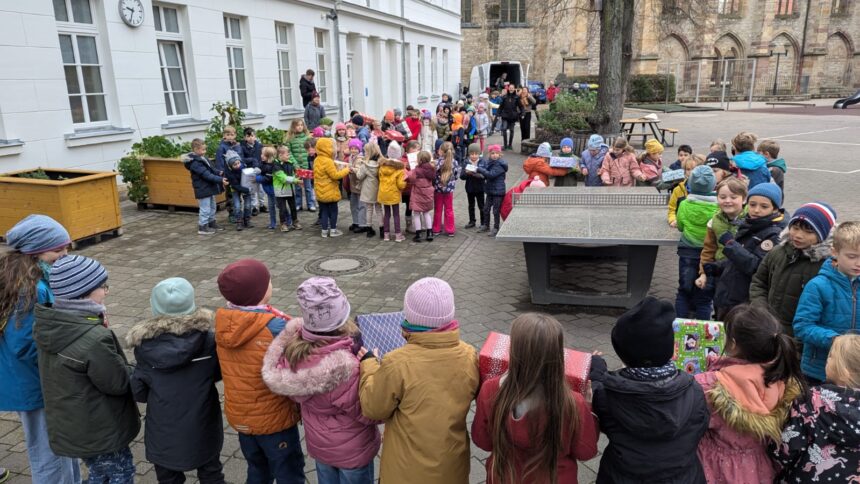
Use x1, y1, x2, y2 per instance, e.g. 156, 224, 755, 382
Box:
651, 123, 665, 145
627, 245, 659, 301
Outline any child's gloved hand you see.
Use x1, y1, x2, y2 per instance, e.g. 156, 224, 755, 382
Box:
718, 232, 735, 246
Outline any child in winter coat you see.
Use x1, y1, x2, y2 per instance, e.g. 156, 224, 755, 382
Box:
523, 142, 569, 186
263, 277, 380, 484
675, 166, 720, 320
418, 111, 438, 153
731, 131, 771, 189
215, 259, 304, 483
241, 127, 266, 215
471, 313, 599, 484
589, 297, 710, 483
599, 138, 646, 187
477, 144, 508, 237
286, 118, 316, 212
579, 134, 607, 187
435, 110, 451, 141
750, 202, 837, 336
758, 139, 787, 199
186, 138, 228, 235
450, 113, 466, 162
378, 142, 408, 242
405, 109, 422, 142
34, 256, 140, 483
224, 152, 253, 231
638, 139, 665, 186
314, 138, 351, 238
359, 277, 480, 484
793, 221, 860, 385
554, 137, 582, 187
346, 138, 367, 234
402, 140, 419, 233
127, 278, 224, 483
334, 122, 349, 161
668, 144, 693, 171
215, 125, 240, 173
259, 147, 278, 229
500, 176, 547, 222
357, 141, 383, 238
406, 151, 437, 242
695, 305, 805, 484
773, 334, 860, 482
0, 216, 79, 483
273, 145, 301, 231
433, 141, 462, 236
667, 156, 703, 227
474, 103, 491, 153
461, 144, 486, 230
710, 182, 786, 320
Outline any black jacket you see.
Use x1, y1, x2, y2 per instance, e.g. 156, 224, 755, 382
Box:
498, 92, 523, 121
224, 163, 249, 194
241, 140, 262, 169
300, 75, 316, 107
127, 310, 223, 471
459, 160, 484, 194
590, 356, 709, 484
184, 153, 224, 199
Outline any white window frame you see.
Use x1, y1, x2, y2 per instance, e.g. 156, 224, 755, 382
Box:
346, 53, 354, 112
442, 49, 448, 95
417, 45, 425, 95
275, 22, 296, 108
55, 0, 110, 127
153, 4, 191, 119
224, 15, 249, 110
314, 29, 330, 104
431, 47, 438, 93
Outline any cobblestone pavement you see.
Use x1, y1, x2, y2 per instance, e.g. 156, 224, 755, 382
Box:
2, 108, 859, 483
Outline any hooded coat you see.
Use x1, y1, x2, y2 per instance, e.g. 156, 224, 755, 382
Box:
406, 162, 436, 212
184, 152, 225, 199
732, 151, 771, 189
357, 156, 380, 204
773, 384, 860, 483
313, 138, 350, 203
580, 145, 608, 187
523, 157, 569, 186
261, 318, 380, 469
477, 157, 508, 196
589, 356, 710, 484
126, 310, 223, 471
377, 158, 407, 205
676, 194, 720, 248
599, 151, 643, 187
694, 358, 802, 484
32, 305, 140, 458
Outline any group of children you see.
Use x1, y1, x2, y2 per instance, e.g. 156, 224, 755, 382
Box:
3, 210, 860, 484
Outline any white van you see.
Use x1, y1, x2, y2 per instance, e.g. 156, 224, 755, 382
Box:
469, 61, 526, 95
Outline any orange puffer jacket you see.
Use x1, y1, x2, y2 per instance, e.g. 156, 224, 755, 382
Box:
215, 308, 300, 435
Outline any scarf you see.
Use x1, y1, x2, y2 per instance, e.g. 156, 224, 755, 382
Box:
53, 298, 108, 327
401, 319, 460, 333
226, 302, 290, 321
620, 361, 678, 382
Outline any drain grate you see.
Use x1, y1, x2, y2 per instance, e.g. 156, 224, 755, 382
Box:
304, 255, 375, 276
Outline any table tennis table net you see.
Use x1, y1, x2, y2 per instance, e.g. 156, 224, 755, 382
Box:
513, 191, 670, 207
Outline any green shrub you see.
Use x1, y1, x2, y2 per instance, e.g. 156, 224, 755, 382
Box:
204, 101, 244, 158
117, 155, 148, 203
536, 91, 596, 140
256, 126, 285, 145
627, 74, 676, 103
16, 169, 50, 180
133, 136, 186, 158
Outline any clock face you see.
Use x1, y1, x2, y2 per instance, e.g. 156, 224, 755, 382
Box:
118, 0, 144, 27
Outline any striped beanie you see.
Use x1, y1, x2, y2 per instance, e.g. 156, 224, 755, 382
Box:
403, 277, 455, 328
50, 255, 108, 300
790, 202, 837, 242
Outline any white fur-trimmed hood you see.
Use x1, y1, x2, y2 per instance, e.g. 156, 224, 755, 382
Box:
778, 227, 833, 262
125, 309, 214, 348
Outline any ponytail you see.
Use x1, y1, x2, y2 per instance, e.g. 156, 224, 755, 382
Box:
765, 332, 806, 392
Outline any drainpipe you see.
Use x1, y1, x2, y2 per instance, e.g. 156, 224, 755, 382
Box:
328, 3, 345, 118
400, 0, 407, 107
797, 0, 811, 94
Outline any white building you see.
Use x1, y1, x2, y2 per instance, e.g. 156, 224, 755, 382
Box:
0, 0, 461, 172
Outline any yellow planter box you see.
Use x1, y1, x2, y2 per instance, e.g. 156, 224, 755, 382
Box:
142, 157, 226, 208
0, 169, 122, 243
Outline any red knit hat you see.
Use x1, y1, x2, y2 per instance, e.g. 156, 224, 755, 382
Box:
217, 259, 271, 306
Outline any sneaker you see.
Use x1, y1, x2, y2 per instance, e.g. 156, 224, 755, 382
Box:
383, 233, 390, 241
259, 205, 268, 213
280, 224, 291, 232
464, 221, 476, 229
309, 207, 317, 212
0, 467, 9, 483
476, 225, 490, 233
329, 229, 344, 237
198, 225, 215, 236
395, 233, 406, 243
489, 228, 499, 237
447, 232, 455, 237
379, 227, 385, 239
267, 225, 276, 230
236, 223, 243, 231
292, 222, 303, 230
321, 229, 329, 238
208, 221, 226, 231
432, 232, 442, 237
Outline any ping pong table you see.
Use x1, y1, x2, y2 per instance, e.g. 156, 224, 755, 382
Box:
495, 187, 678, 308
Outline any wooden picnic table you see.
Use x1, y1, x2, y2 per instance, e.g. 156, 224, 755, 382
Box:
620, 118, 665, 145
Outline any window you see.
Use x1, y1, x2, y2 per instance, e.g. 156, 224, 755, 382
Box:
718, 0, 741, 14
777, 0, 795, 14
55, 0, 108, 125
154, 4, 190, 117
500, 0, 526, 24
832, 0, 848, 15
404, 43, 412, 96
431, 47, 438, 93
224, 15, 247, 109
314, 30, 329, 103
461, 0, 472, 24
275, 23, 295, 108
417, 45, 424, 94
442, 49, 448, 94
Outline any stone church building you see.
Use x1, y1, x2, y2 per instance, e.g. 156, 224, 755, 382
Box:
460, 0, 859, 99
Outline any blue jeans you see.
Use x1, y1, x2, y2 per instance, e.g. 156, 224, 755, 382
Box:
295, 178, 316, 210
675, 248, 714, 320
266, 192, 277, 227
83, 447, 134, 484
238, 427, 305, 484
19, 408, 81, 483
198, 196, 216, 226
232, 191, 252, 221
315, 461, 373, 484
319, 202, 339, 231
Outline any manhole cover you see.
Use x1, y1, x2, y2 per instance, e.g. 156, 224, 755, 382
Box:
305, 255, 375, 276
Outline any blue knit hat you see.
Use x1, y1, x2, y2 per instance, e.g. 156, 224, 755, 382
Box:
747, 182, 783, 208
5, 215, 70, 255
536, 142, 552, 158
790, 202, 837, 242
587, 134, 604, 150
151, 277, 197, 317
560, 138, 574, 150
688, 165, 716, 196
434, 139, 444, 153
50, 255, 108, 300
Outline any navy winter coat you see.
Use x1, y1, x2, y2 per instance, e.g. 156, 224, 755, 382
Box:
215, 140, 240, 172
477, 158, 508, 196
459, 159, 485, 194
224, 162, 249, 194
185, 153, 225, 199
257, 162, 276, 196
241, 140, 263, 168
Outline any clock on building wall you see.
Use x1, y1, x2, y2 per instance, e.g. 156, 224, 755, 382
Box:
118, 0, 145, 27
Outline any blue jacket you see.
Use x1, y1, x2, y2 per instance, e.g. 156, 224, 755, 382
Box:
0, 277, 52, 411
185, 153, 225, 199
477, 158, 508, 196
580, 145, 608, 187
732, 151, 771, 189
215, 140, 240, 173
357, 126, 371, 145
793, 259, 860, 381
241, 140, 262, 169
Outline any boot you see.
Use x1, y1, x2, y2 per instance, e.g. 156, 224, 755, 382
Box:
395, 233, 406, 243
252, 207, 259, 217
412, 231, 423, 243
464, 221, 476, 229
365, 227, 376, 238
198, 225, 215, 236
349, 224, 358, 232
259, 205, 268, 213
244, 217, 254, 228
236, 222, 243, 231
379, 226, 385, 239
209, 221, 225, 231
425, 229, 434, 242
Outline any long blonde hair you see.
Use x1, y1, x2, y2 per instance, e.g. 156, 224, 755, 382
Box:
439, 141, 455, 184
285, 119, 309, 141
363, 141, 382, 161
282, 320, 359, 368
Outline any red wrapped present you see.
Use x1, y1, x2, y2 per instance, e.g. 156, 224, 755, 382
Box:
296, 168, 313, 179
383, 129, 405, 143
478, 332, 591, 393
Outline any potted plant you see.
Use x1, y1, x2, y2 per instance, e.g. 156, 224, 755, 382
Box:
528, 92, 619, 155
0, 168, 122, 244
256, 126, 285, 147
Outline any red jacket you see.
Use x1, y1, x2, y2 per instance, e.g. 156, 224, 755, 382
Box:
500, 178, 533, 221
523, 156, 569, 186
471, 376, 599, 484
405, 117, 422, 141
546, 85, 559, 102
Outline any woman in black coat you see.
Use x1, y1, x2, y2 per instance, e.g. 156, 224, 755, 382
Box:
497, 84, 522, 151
299, 69, 317, 107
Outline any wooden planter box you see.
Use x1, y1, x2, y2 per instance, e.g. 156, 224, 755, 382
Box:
0, 169, 122, 245
141, 157, 226, 209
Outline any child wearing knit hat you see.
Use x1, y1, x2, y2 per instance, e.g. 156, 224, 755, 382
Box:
750, 202, 837, 337
461, 143, 487, 230
214, 259, 304, 482
555, 137, 582, 187
358, 277, 479, 484
580, 134, 608, 187
0, 215, 79, 483
126, 278, 225, 482
638, 139, 665, 186
523, 142, 570, 186
262, 277, 380, 483
33, 255, 140, 483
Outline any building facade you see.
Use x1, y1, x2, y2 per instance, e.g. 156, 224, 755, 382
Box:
460, 0, 859, 99
0, 0, 461, 172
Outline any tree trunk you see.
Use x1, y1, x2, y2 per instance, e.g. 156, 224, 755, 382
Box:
589, 0, 635, 134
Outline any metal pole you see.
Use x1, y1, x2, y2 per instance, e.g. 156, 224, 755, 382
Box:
720, 58, 728, 109
329, 6, 345, 119
695, 60, 701, 104
748, 57, 757, 109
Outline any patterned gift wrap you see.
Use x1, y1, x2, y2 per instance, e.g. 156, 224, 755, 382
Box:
478, 332, 592, 393
549, 156, 578, 169
661, 169, 686, 183
356, 312, 406, 357
296, 168, 314, 179
672, 319, 725, 375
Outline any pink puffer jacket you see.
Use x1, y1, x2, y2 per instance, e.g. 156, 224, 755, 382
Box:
262, 319, 380, 469
599, 151, 643, 187
406, 162, 436, 213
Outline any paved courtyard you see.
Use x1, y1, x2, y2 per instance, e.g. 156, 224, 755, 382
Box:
2, 104, 859, 483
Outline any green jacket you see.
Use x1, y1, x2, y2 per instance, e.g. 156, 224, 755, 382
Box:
33, 305, 140, 458
710, 207, 748, 260
676, 194, 719, 248
273, 160, 300, 198
286, 132, 310, 169
750, 230, 833, 333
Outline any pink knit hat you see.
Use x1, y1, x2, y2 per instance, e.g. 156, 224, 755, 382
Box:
403, 277, 455, 328
296, 277, 351, 333
312, 126, 325, 137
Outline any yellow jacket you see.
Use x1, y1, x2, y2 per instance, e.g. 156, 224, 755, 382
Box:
376, 158, 407, 205
313, 138, 350, 203
359, 329, 479, 484
667, 179, 688, 225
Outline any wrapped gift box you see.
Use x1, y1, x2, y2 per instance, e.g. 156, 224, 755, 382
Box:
356, 312, 406, 357
672, 319, 725, 375
478, 332, 591, 393
296, 168, 314, 179
465, 164, 478, 173
549, 156, 578, 169
662, 169, 686, 183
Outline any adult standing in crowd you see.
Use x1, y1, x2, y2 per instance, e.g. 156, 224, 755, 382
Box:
497, 83, 523, 151
519, 86, 537, 144
494, 72, 508, 91
300, 69, 317, 108
304, 94, 326, 131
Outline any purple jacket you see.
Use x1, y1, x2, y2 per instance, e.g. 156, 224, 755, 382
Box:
262, 319, 380, 468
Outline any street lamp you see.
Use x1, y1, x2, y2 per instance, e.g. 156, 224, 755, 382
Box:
770, 45, 789, 96
560, 49, 568, 76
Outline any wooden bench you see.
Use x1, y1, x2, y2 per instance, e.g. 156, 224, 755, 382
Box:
766, 102, 816, 108
659, 127, 679, 147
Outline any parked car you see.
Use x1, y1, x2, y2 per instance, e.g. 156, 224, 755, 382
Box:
527, 81, 547, 104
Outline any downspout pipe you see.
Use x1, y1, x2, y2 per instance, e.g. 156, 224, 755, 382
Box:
328, 4, 345, 118
401, 0, 407, 108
